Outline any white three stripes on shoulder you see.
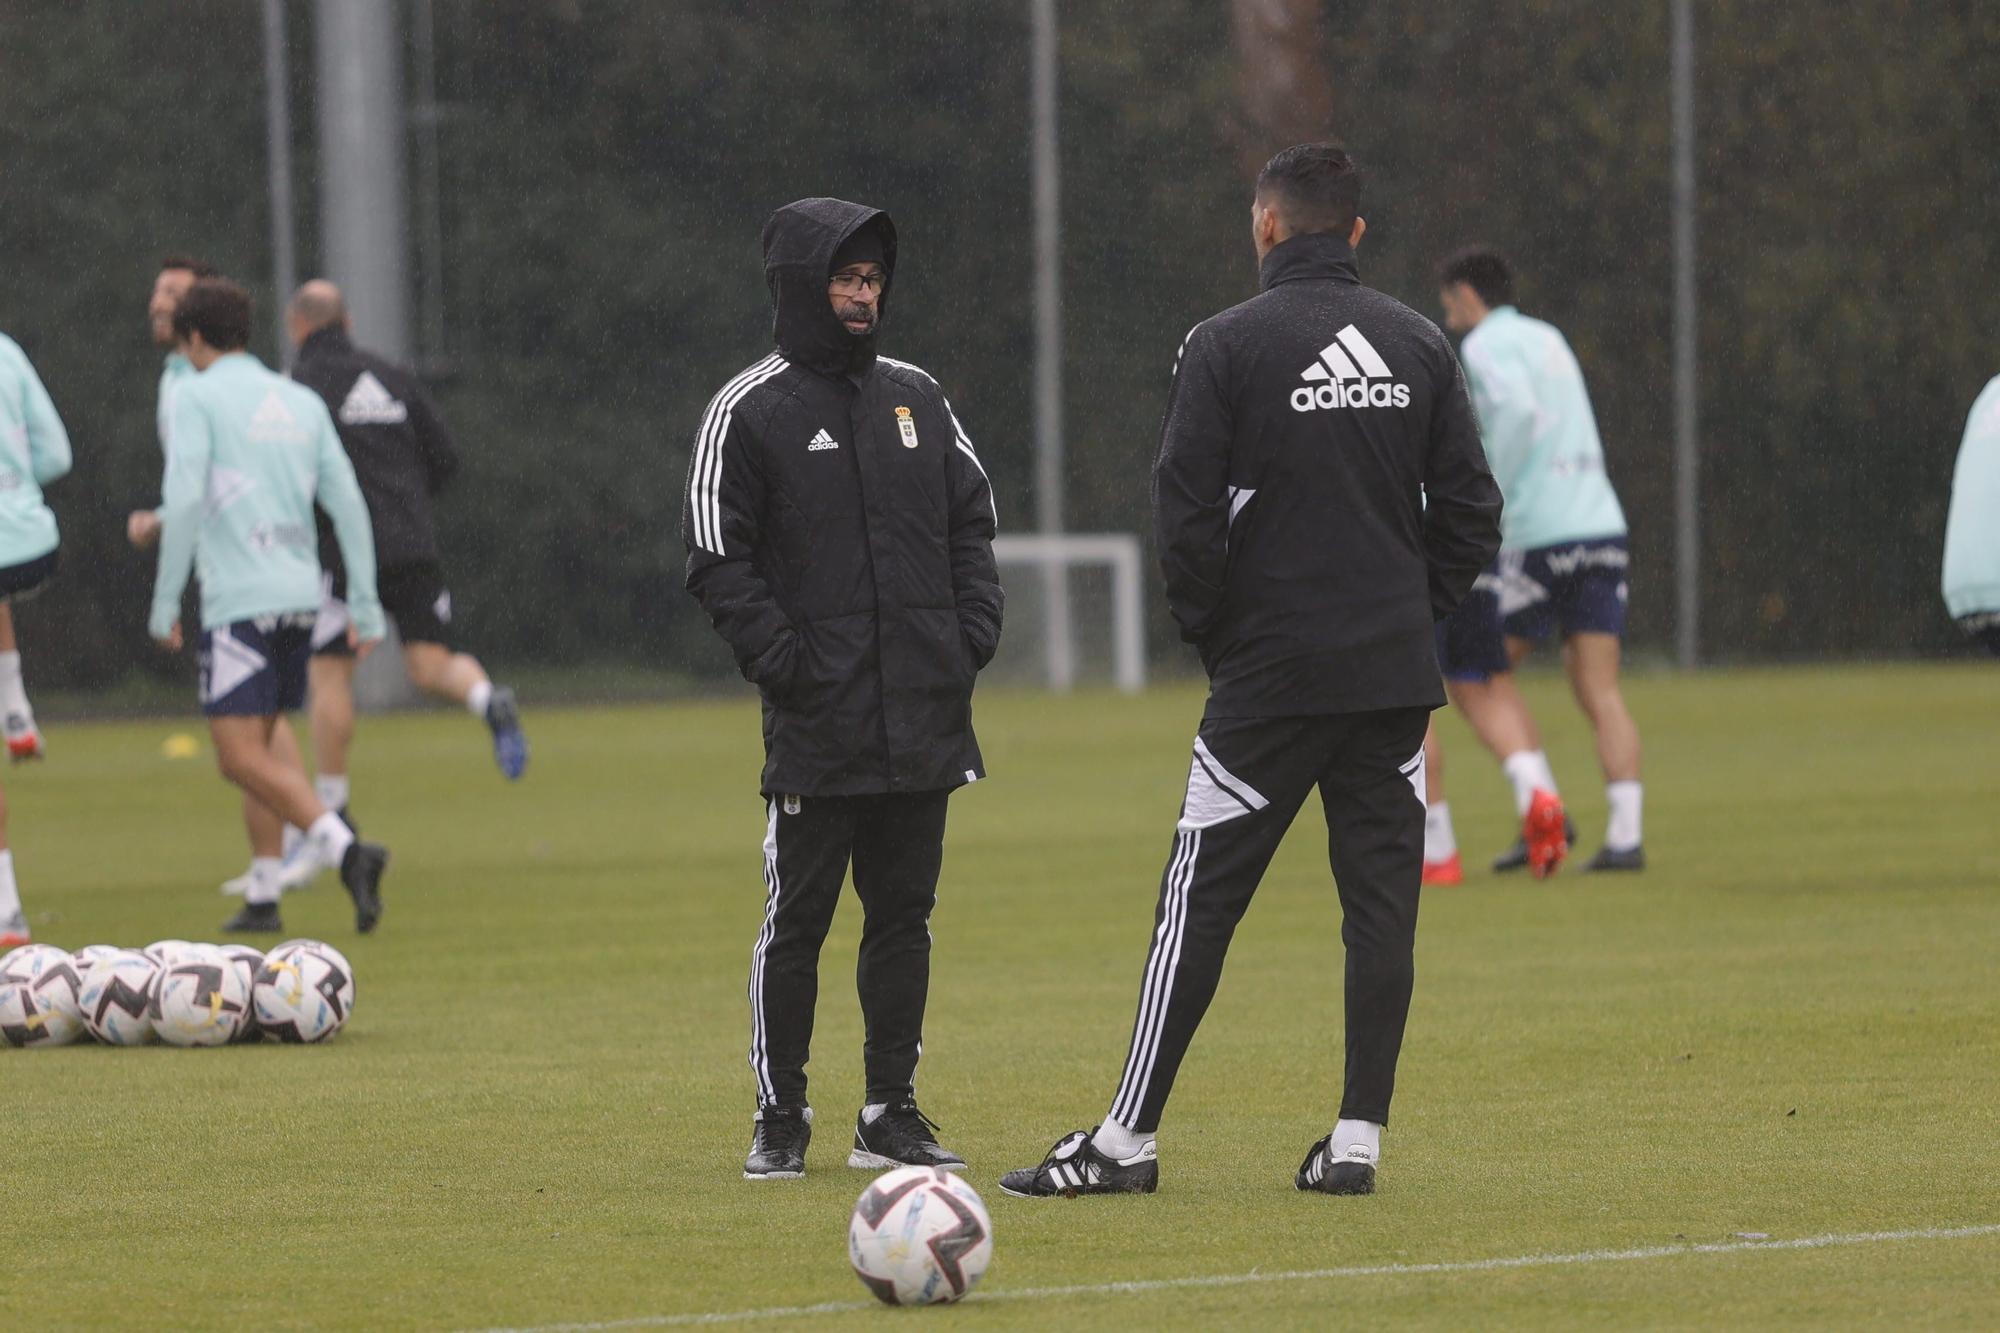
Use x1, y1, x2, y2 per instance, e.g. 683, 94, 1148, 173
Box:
690, 354, 787, 554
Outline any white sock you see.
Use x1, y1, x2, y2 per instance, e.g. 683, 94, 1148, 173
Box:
1331, 1117, 1382, 1164
466, 680, 493, 719
281, 823, 305, 861
1091, 1117, 1153, 1161
1423, 801, 1457, 861
308, 811, 356, 870
1605, 780, 1644, 851
0, 650, 28, 718
1501, 749, 1558, 817
861, 1102, 888, 1125
245, 856, 284, 906
314, 774, 351, 812
0, 849, 21, 917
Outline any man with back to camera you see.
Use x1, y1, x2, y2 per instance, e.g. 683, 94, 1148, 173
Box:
0, 328, 73, 945
683, 197, 1003, 1181
1943, 373, 2000, 654
279, 279, 527, 880
1001, 144, 1501, 1198
148, 276, 391, 936
1426, 246, 1645, 875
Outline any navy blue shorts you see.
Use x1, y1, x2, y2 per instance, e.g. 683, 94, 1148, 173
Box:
1959, 612, 2000, 657
1435, 569, 1511, 682
199, 614, 315, 717
1501, 537, 1630, 643
0, 549, 58, 603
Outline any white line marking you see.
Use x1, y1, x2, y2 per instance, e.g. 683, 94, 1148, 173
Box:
463, 1222, 2000, 1332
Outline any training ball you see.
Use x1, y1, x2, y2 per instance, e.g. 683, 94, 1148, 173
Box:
77, 950, 161, 1045
144, 939, 198, 968
217, 944, 267, 1043
151, 945, 252, 1047
848, 1166, 994, 1306
253, 940, 355, 1043
70, 945, 123, 973
0, 944, 86, 1047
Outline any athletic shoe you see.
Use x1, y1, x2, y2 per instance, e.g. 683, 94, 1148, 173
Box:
998, 1128, 1158, 1198
485, 686, 528, 781
272, 807, 354, 893
221, 902, 283, 934
1583, 844, 1646, 873
848, 1100, 966, 1172
0, 909, 30, 948
339, 840, 388, 934
1493, 812, 1578, 874
744, 1105, 812, 1180
1421, 852, 1463, 887
1295, 1133, 1376, 1195
5, 713, 44, 763
1523, 789, 1569, 879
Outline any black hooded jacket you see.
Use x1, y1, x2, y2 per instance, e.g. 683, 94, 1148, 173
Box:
683, 198, 1003, 797
1153, 232, 1503, 717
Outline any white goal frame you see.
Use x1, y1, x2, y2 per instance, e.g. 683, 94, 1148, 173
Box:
991, 532, 1146, 693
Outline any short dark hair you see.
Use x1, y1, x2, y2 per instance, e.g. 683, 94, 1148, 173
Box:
160, 254, 220, 279
171, 277, 253, 351
1437, 246, 1514, 308
1254, 144, 1362, 237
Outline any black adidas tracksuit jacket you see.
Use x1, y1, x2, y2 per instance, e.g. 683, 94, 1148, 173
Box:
681, 198, 1002, 1111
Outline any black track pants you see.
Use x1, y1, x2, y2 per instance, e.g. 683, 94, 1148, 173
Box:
748, 789, 950, 1110
1107, 707, 1431, 1133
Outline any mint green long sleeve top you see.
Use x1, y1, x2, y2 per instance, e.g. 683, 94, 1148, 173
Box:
0, 332, 72, 568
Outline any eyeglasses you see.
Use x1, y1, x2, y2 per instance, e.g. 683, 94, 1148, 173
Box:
828, 270, 887, 296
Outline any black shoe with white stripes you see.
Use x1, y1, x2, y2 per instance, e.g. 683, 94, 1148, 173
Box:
848, 1100, 965, 1172
744, 1105, 812, 1180
998, 1128, 1158, 1198
1295, 1134, 1376, 1195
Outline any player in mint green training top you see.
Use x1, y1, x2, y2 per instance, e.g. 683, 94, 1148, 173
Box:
1943, 374, 2000, 655
0, 330, 73, 946
1423, 247, 1644, 878
149, 277, 393, 937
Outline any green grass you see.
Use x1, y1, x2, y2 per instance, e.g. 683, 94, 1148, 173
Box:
4, 663, 1998, 1329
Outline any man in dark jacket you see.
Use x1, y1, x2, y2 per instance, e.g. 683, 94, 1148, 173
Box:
283, 282, 528, 853
684, 198, 1002, 1180
1002, 145, 1502, 1200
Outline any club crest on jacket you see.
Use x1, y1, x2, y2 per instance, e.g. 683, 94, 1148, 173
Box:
895, 406, 919, 449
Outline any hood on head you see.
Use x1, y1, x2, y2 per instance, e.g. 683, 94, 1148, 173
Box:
761, 197, 897, 377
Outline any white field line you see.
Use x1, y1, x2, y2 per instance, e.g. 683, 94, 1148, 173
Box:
465, 1223, 2000, 1332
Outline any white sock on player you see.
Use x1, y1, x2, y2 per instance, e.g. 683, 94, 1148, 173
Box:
308, 810, 356, 870
280, 822, 305, 862
465, 680, 493, 719
1091, 1116, 1153, 1161
314, 774, 350, 812
244, 856, 284, 906
0, 849, 22, 918
0, 650, 31, 723
1424, 801, 1458, 861
1331, 1117, 1382, 1164
1501, 749, 1558, 816
1605, 780, 1643, 851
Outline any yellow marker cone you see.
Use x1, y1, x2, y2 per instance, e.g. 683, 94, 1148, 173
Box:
161, 733, 201, 760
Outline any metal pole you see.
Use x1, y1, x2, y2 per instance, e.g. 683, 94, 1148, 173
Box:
1029, 0, 1076, 690
411, 0, 448, 369
262, 0, 298, 367
1671, 0, 1700, 668
315, 0, 413, 362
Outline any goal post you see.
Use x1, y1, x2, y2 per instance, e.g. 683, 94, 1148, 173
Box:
991, 533, 1147, 693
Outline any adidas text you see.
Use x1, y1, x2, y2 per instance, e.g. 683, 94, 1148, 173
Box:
807, 428, 839, 452
1291, 325, 1410, 413
1292, 381, 1412, 412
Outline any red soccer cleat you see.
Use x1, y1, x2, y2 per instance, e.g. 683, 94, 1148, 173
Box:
5, 719, 44, 763
1523, 789, 1569, 879
1421, 852, 1463, 887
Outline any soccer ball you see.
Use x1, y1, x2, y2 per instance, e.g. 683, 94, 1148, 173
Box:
253, 940, 355, 1043
151, 945, 252, 1047
0, 944, 86, 1047
77, 950, 161, 1045
70, 944, 123, 973
217, 944, 267, 1043
848, 1167, 994, 1306
144, 939, 197, 967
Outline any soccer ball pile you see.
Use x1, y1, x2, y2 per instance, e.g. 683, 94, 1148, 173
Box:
848, 1166, 995, 1306
0, 938, 356, 1048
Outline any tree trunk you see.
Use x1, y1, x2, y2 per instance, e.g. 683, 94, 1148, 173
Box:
1230, 0, 1337, 179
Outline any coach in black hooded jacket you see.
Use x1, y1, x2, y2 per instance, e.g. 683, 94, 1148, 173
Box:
682, 197, 1001, 1179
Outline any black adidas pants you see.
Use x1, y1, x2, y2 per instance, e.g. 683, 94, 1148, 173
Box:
748, 789, 950, 1110
1107, 707, 1431, 1134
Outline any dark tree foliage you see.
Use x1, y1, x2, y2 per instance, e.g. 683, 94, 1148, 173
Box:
0, 1, 1993, 692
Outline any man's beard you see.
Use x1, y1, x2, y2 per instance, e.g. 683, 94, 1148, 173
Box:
835, 301, 877, 336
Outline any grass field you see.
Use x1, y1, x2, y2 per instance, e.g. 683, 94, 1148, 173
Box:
5, 663, 1998, 1330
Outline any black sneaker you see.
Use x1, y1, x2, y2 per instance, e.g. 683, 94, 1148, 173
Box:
745, 1105, 812, 1180
1492, 815, 1578, 873
848, 1100, 966, 1172
1295, 1134, 1376, 1195
1583, 844, 1646, 872
999, 1128, 1158, 1198
340, 840, 388, 934
222, 902, 283, 934
485, 686, 528, 781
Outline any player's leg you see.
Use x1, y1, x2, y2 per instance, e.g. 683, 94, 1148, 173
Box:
308, 653, 356, 816
745, 793, 855, 1179
0, 555, 57, 760
1419, 720, 1461, 885
1001, 717, 1321, 1198
390, 562, 528, 780
224, 716, 315, 897
1564, 631, 1645, 869
846, 788, 960, 1170
1296, 705, 1431, 1196
0, 782, 27, 946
